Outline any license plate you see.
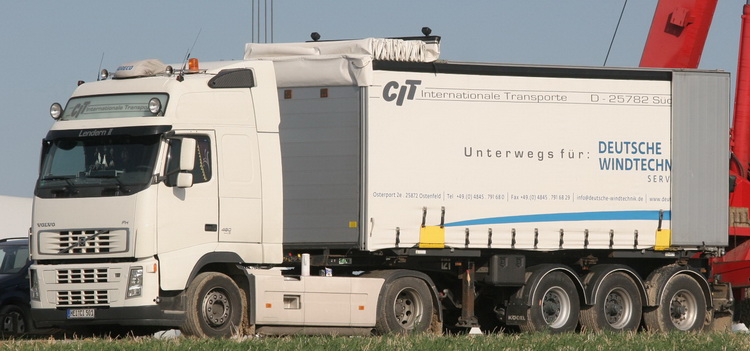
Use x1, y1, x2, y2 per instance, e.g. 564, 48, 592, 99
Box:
67, 308, 95, 319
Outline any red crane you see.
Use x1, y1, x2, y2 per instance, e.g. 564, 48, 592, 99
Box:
716, 1, 750, 321
640, 0, 717, 69
641, 0, 750, 321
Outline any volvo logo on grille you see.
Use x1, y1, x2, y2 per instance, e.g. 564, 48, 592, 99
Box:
60, 231, 103, 254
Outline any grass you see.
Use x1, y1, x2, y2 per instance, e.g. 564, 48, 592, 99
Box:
1, 332, 750, 351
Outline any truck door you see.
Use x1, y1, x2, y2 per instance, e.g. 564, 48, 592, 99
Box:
157, 132, 219, 253
216, 129, 263, 244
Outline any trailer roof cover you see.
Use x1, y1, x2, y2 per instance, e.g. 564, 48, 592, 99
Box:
113, 59, 167, 79
244, 38, 440, 62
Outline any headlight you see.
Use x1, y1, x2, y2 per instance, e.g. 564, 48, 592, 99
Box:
148, 98, 162, 116
30, 269, 40, 301
50, 103, 63, 120
127, 267, 144, 298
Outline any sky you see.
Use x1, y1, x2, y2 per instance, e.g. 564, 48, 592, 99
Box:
0, 0, 743, 198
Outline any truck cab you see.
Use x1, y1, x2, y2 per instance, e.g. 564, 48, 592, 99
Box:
30, 58, 283, 330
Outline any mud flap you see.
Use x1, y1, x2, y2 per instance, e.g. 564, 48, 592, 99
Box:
707, 281, 733, 331
504, 297, 528, 325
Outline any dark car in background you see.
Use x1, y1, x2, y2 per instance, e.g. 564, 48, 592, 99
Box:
0, 237, 31, 336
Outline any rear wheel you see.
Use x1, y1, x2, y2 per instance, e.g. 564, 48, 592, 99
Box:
519, 271, 580, 333
580, 272, 642, 332
643, 274, 706, 332
181, 272, 244, 337
375, 277, 434, 334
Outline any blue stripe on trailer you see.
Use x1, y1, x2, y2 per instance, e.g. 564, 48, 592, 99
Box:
444, 210, 671, 227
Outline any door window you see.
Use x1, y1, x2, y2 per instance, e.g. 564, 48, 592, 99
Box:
166, 136, 212, 186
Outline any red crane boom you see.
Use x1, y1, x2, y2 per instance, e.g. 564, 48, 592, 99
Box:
640, 0, 717, 69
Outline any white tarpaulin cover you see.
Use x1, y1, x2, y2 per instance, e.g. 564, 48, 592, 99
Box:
243, 38, 440, 87
256, 54, 374, 87
244, 38, 440, 62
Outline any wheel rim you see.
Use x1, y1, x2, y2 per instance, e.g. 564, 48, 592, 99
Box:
202, 287, 232, 328
603, 287, 633, 329
2, 311, 24, 334
392, 287, 424, 329
541, 286, 571, 328
669, 289, 698, 330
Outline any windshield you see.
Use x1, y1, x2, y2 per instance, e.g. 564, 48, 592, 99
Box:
35, 134, 161, 198
0, 245, 28, 274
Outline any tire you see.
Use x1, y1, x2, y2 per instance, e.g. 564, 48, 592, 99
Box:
181, 272, 244, 337
0, 304, 29, 336
643, 274, 706, 332
375, 277, 434, 334
519, 271, 580, 333
735, 298, 750, 327
580, 272, 642, 332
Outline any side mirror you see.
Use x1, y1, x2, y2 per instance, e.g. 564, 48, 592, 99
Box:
176, 172, 194, 188
180, 138, 196, 172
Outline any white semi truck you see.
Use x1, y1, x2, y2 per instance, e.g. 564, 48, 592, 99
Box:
29, 34, 733, 336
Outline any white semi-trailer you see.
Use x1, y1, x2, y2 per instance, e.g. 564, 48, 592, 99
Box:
29, 35, 733, 336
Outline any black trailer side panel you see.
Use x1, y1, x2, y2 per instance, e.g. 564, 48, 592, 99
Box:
278, 86, 362, 249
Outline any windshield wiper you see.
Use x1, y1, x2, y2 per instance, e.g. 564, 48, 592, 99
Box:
42, 175, 79, 195
87, 174, 131, 194
42, 175, 75, 181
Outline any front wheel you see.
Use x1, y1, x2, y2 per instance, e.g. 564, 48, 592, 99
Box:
374, 277, 434, 334
643, 274, 706, 332
518, 271, 580, 333
181, 272, 244, 337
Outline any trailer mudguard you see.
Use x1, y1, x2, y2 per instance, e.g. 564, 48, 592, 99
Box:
581, 264, 647, 306
505, 264, 585, 325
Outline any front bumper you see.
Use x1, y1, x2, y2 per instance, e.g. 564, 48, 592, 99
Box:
31, 302, 184, 328
29, 258, 179, 328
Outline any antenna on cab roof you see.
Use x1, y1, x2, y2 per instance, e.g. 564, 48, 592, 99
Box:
96, 52, 105, 81
177, 28, 202, 82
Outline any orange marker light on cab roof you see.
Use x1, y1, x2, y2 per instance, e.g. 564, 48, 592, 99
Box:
188, 58, 199, 71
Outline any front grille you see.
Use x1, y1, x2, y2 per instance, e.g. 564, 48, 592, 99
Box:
57, 290, 109, 306
56, 268, 108, 284
39, 229, 128, 255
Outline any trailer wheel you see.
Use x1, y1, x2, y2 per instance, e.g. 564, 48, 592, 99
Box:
580, 272, 642, 332
375, 277, 434, 334
643, 274, 706, 332
519, 271, 580, 333
181, 272, 244, 338
735, 298, 750, 328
